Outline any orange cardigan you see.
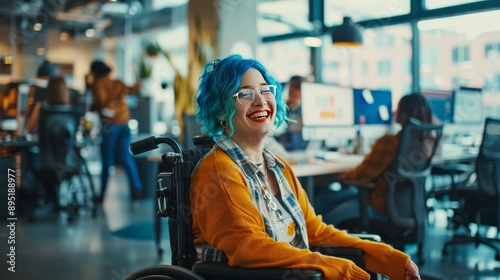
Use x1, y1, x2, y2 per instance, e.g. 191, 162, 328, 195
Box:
190, 147, 409, 279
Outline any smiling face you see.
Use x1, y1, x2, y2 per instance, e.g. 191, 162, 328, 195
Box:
227, 68, 276, 145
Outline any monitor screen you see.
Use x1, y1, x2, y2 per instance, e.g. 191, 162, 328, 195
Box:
301, 82, 354, 126
300, 82, 354, 141
452, 86, 483, 124
421, 89, 453, 123
353, 88, 392, 125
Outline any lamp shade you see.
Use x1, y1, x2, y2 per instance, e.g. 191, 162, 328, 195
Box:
331, 16, 363, 46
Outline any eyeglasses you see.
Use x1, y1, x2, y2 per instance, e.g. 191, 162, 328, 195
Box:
232, 85, 277, 105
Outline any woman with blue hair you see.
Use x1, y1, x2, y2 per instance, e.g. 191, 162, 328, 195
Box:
190, 54, 420, 280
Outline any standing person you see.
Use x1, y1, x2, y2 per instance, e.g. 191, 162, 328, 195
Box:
276, 75, 307, 151
190, 54, 421, 280
324, 93, 434, 226
90, 60, 143, 203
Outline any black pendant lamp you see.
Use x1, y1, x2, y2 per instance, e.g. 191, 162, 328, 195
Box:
331, 16, 363, 47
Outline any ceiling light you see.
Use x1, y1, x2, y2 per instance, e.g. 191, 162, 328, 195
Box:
33, 23, 42, 31
303, 36, 323, 48
85, 28, 95, 38
331, 16, 363, 47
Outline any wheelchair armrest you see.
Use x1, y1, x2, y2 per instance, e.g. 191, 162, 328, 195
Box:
192, 261, 323, 280
349, 233, 382, 242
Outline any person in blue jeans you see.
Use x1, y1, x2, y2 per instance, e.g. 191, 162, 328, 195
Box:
90, 60, 143, 203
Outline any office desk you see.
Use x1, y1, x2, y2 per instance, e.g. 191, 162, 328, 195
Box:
432, 152, 477, 165
148, 151, 477, 205
291, 151, 477, 204
1, 138, 39, 190
291, 157, 362, 204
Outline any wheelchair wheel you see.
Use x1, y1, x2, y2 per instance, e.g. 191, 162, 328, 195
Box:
124, 265, 206, 280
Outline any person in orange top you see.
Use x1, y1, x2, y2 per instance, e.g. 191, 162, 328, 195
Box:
190, 54, 421, 280
324, 94, 434, 226
90, 60, 143, 203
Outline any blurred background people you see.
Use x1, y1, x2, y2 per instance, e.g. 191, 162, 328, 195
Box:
24, 60, 60, 134
321, 93, 434, 226
26, 77, 70, 133
90, 60, 143, 203
276, 75, 307, 151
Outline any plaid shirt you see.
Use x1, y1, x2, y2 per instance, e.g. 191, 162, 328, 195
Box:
195, 135, 308, 262
342, 133, 400, 215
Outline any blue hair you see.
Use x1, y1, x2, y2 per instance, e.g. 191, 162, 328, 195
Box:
195, 54, 288, 141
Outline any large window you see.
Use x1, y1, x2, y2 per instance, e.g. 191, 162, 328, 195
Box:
256, 38, 310, 82
258, 0, 500, 117
424, 0, 489, 10
419, 10, 500, 118
419, 10, 500, 92
324, 0, 410, 26
257, 0, 310, 37
322, 24, 412, 106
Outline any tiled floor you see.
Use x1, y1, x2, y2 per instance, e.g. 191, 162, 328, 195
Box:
2, 168, 500, 280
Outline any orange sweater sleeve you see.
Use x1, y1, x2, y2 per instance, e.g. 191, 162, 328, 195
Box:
278, 156, 409, 279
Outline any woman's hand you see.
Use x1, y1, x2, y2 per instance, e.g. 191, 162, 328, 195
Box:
404, 259, 420, 280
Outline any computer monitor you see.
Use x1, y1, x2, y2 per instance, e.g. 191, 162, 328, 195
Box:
0, 82, 29, 132
300, 82, 354, 141
452, 86, 483, 124
353, 88, 392, 125
421, 89, 453, 123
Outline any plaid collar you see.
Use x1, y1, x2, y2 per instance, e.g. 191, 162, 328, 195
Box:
216, 135, 285, 179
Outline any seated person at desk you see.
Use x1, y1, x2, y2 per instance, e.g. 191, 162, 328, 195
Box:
24, 60, 60, 134
322, 94, 434, 226
25, 76, 71, 212
190, 54, 420, 279
26, 77, 70, 134
275, 75, 307, 151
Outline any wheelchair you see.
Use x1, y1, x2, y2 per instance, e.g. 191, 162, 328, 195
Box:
125, 135, 380, 280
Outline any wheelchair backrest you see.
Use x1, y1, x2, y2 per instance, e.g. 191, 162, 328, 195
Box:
159, 139, 213, 269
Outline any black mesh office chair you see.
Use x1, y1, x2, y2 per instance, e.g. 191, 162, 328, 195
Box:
126, 135, 381, 280
442, 118, 500, 260
338, 119, 444, 264
37, 104, 97, 221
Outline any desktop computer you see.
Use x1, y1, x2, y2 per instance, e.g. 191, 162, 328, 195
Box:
421, 89, 453, 123
353, 88, 392, 125
300, 82, 355, 141
0, 82, 30, 134
452, 86, 483, 124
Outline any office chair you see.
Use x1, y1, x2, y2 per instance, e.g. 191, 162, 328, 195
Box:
127, 135, 381, 280
338, 119, 444, 264
442, 117, 500, 261
37, 104, 97, 221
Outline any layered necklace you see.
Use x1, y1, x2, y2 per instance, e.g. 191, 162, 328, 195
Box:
254, 160, 286, 226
